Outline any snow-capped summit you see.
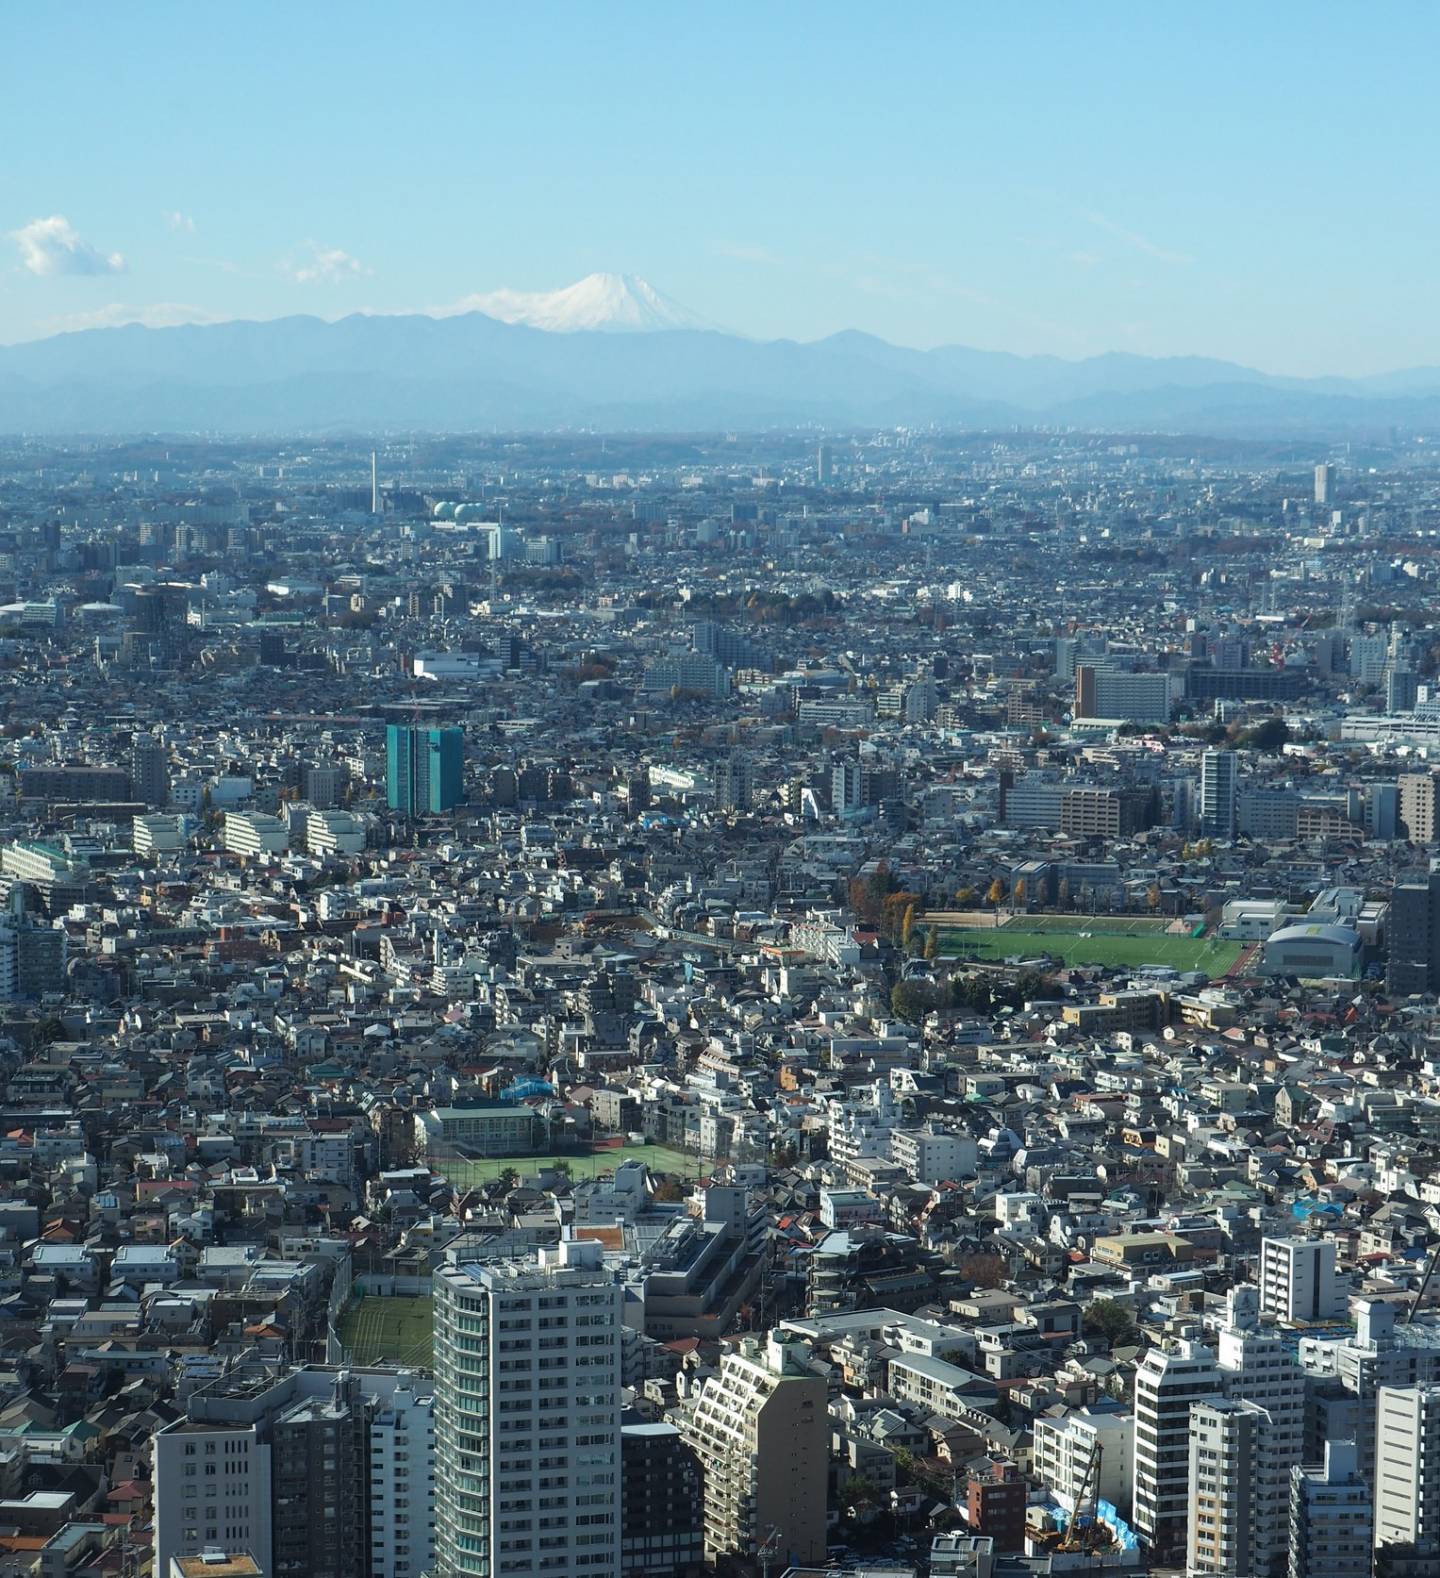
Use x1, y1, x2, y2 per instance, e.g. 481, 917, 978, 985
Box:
455, 272, 710, 334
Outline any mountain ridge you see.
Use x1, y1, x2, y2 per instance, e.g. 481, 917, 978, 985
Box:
6, 301, 1440, 435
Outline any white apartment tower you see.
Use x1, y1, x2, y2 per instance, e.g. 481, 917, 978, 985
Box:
1199, 749, 1237, 840
1260, 1235, 1346, 1324
1374, 1384, 1440, 1564
1187, 1398, 1270, 1576
680, 1330, 828, 1569
1131, 1335, 1221, 1561
432, 1237, 623, 1578
1288, 1439, 1372, 1578
1214, 1286, 1306, 1575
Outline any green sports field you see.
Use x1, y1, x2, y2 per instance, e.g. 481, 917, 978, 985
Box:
939, 924, 1243, 976
435, 1142, 704, 1190
336, 1295, 433, 1368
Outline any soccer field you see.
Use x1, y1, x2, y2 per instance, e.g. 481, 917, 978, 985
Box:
336, 1295, 433, 1369
437, 1142, 704, 1190
940, 925, 1242, 976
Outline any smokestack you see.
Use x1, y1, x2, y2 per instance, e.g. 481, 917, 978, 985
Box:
370, 450, 379, 514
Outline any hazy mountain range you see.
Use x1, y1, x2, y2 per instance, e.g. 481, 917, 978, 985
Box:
6, 272, 1440, 436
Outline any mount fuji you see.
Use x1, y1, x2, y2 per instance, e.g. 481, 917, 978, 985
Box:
445, 272, 715, 334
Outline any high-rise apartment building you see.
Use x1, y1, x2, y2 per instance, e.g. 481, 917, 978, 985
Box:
386, 725, 465, 816
432, 1237, 624, 1578
680, 1331, 826, 1569
712, 749, 753, 813
1288, 1439, 1372, 1578
1375, 1385, 1440, 1564
1315, 462, 1335, 505
1213, 1289, 1306, 1573
1073, 664, 1173, 723
130, 733, 169, 806
1187, 1398, 1270, 1576
1132, 1336, 1222, 1559
1260, 1236, 1346, 1323
1132, 1290, 1303, 1567
1199, 750, 1237, 840
152, 1367, 434, 1578
1388, 868, 1440, 994
619, 1421, 703, 1578
1398, 771, 1440, 843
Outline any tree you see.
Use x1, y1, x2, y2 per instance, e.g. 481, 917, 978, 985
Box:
1083, 1298, 1138, 1347
497, 1166, 519, 1193
986, 877, 1006, 908
1012, 877, 1026, 907
923, 926, 938, 961
900, 902, 916, 948
1239, 715, 1290, 751
1146, 882, 1161, 911
954, 885, 978, 908
891, 980, 943, 1022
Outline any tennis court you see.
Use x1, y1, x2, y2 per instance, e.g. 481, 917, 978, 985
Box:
335, 1295, 433, 1368
436, 1142, 703, 1191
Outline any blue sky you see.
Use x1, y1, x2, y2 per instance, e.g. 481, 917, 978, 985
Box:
2, 3, 1435, 373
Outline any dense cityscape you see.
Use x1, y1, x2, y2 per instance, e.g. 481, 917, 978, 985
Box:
0, 424, 1436, 1578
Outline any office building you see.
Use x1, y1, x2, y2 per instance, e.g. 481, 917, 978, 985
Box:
1375, 1385, 1440, 1564
1288, 1439, 1372, 1578
17, 765, 132, 803
1260, 1236, 1346, 1324
680, 1330, 827, 1569
304, 765, 345, 808
386, 725, 465, 816
130, 733, 169, 806
1199, 750, 1237, 840
1316, 462, 1335, 506
816, 442, 834, 483
964, 1460, 1026, 1553
153, 1367, 434, 1578
620, 1422, 703, 1578
432, 1237, 623, 1578
1058, 785, 1156, 839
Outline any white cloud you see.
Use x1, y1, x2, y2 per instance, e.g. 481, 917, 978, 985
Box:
11, 215, 126, 277
41, 302, 228, 335
1083, 210, 1192, 266
165, 211, 196, 233
286, 244, 369, 285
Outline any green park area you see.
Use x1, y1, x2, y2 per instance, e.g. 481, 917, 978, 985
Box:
939, 920, 1243, 977
336, 1295, 433, 1368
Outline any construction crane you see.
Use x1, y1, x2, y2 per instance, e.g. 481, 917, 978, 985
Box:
757, 1524, 782, 1578
1407, 1244, 1440, 1324
1057, 1439, 1107, 1555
